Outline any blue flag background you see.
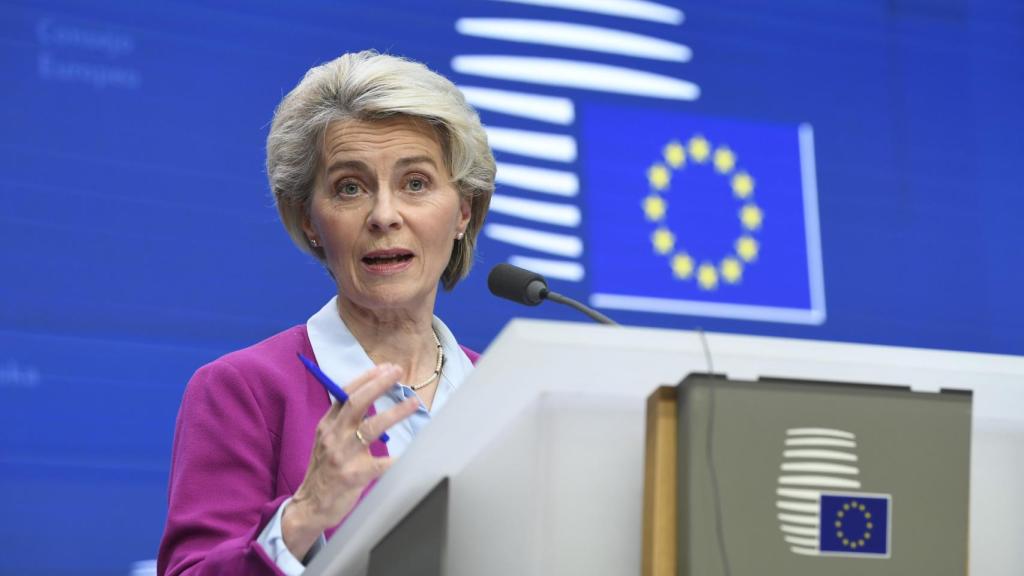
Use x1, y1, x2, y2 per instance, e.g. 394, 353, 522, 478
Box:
580, 104, 823, 323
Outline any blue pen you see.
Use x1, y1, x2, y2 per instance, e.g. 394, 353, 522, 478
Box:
297, 353, 389, 444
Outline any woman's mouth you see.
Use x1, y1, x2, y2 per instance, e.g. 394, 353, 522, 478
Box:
362, 249, 414, 273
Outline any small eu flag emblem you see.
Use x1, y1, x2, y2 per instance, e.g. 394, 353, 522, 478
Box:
819, 493, 891, 557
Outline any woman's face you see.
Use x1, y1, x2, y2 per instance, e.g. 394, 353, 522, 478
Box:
303, 116, 471, 316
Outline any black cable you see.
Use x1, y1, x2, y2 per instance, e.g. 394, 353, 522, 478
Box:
545, 291, 619, 325
697, 328, 732, 576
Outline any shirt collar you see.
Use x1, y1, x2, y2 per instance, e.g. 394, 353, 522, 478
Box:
305, 296, 473, 407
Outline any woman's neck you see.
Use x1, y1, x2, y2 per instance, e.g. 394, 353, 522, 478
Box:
336, 296, 441, 406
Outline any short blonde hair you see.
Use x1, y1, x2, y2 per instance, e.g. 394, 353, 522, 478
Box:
266, 50, 495, 289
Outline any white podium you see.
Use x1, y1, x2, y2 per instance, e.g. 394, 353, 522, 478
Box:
306, 319, 1024, 576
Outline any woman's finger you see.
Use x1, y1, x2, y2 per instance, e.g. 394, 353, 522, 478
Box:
357, 397, 420, 443
321, 364, 397, 426
344, 364, 403, 416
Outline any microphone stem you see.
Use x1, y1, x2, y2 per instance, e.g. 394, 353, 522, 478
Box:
545, 291, 619, 326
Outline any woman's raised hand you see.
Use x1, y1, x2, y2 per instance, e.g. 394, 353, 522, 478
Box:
281, 363, 420, 559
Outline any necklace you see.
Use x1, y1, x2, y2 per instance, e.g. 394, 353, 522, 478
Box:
409, 330, 444, 391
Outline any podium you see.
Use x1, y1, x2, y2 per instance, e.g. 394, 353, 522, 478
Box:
306, 319, 1024, 576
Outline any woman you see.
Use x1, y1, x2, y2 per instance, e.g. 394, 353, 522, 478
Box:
157, 50, 495, 576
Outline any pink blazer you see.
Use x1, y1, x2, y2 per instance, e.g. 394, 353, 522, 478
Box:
157, 325, 479, 576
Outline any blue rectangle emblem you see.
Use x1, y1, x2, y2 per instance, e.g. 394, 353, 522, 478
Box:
818, 492, 891, 557
579, 105, 825, 324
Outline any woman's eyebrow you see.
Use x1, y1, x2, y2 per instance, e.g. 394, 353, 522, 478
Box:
325, 159, 371, 176
395, 155, 439, 170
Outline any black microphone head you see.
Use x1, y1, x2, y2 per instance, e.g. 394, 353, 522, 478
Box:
488, 263, 549, 306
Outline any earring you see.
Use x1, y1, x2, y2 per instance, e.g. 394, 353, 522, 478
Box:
456, 232, 465, 241
309, 238, 319, 248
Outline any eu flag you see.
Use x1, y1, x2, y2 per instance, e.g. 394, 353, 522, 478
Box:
818, 493, 891, 556
579, 104, 825, 324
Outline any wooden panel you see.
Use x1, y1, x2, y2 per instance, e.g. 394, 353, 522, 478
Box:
642, 386, 678, 576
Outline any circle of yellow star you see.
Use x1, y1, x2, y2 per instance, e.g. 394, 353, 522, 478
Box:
740, 204, 764, 231
663, 140, 685, 168
687, 135, 710, 163
713, 146, 736, 174
697, 262, 718, 290
834, 499, 879, 551
642, 134, 763, 292
671, 252, 694, 279
651, 227, 675, 254
643, 195, 667, 222
648, 163, 670, 190
720, 257, 742, 284
731, 171, 754, 199
735, 235, 759, 262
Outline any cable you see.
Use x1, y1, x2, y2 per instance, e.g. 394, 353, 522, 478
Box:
697, 328, 732, 576
544, 291, 619, 325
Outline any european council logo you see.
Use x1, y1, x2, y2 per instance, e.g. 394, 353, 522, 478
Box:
776, 427, 892, 558
581, 106, 825, 324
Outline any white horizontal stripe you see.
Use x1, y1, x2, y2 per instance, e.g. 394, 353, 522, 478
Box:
485, 127, 577, 162
459, 86, 574, 125
776, 500, 820, 514
509, 255, 585, 281
777, 513, 819, 526
787, 427, 855, 439
496, 162, 579, 196
776, 488, 821, 501
451, 56, 700, 101
790, 546, 820, 556
589, 293, 827, 325
785, 438, 857, 449
784, 535, 820, 547
490, 0, 684, 25
489, 195, 581, 227
779, 523, 819, 536
781, 462, 860, 475
484, 223, 583, 257
778, 475, 862, 489
783, 449, 858, 462
456, 18, 691, 62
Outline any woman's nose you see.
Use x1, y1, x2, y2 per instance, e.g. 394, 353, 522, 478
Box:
367, 188, 403, 231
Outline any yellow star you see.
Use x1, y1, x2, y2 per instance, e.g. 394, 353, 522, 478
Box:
697, 262, 718, 290
671, 252, 694, 279
740, 203, 763, 231
735, 235, 759, 262
643, 195, 667, 222
731, 171, 754, 199
720, 257, 743, 284
713, 146, 736, 174
663, 140, 686, 168
647, 163, 670, 190
651, 227, 675, 254
688, 135, 710, 164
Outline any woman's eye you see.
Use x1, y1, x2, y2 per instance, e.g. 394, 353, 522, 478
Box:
408, 177, 426, 192
337, 181, 361, 196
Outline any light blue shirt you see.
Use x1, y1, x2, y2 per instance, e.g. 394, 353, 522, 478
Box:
257, 297, 474, 574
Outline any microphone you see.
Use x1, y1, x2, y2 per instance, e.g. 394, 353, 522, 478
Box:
487, 263, 618, 325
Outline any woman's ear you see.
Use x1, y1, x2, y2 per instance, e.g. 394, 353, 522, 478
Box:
457, 196, 472, 235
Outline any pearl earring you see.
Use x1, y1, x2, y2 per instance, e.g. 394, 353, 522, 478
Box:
456, 232, 465, 240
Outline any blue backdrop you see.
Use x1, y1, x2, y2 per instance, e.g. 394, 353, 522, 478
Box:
1, 0, 1022, 573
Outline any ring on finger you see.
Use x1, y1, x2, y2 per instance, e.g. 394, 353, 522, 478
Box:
354, 427, 371, 447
